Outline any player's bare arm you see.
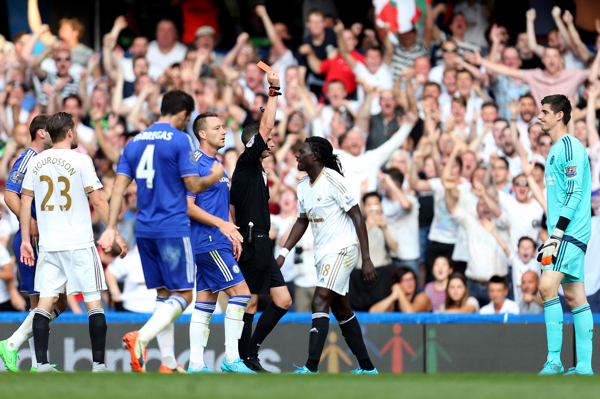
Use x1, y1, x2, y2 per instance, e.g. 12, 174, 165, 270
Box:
259, 71, 281, 142
186, 197, 243, 244
183, 160, 224, 194
276, 215, 309, 268
18, 193, 35, 267
89, 189, 128, 258
98, 173, 132, 252
347, 205, 377, 285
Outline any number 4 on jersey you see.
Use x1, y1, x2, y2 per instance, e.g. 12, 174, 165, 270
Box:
137, 145, 156, 189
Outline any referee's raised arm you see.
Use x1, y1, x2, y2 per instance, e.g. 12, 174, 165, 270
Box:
258, 71, 281, 142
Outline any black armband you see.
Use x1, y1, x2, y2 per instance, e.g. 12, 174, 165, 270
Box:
268, 87, 281, 97
556, 216, 571, 232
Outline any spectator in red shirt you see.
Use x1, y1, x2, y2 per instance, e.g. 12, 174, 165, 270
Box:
298, 28, 364, 97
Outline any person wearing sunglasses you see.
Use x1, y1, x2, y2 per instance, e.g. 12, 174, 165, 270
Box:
33, 45, 80, 107
428, 41, 460, 85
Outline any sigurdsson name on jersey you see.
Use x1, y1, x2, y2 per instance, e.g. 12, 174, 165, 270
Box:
133, 131, 174, 141
31, 156, 77, 176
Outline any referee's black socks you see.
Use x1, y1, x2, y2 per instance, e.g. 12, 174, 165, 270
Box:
88, 308, 107, 364
239, 313, 255, 360
249, 303, 288, 358
305, 313, 330, 372
32, 309, 51, 365
339, 314, 374, 371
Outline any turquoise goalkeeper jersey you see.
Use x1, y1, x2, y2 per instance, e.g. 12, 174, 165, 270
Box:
545, 134, 591, 248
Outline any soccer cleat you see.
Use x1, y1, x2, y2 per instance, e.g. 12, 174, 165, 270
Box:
291, 364, 318, 374
30, 367, 37, 372
350, 367, 379, 374
123, 331, 147, 373
564, 367, 594, 375
187, 366, 216, 374
220, 358, 257, 374
37, 363, 59, 373
0, 340, 19, 372
92, 362, 107, 373
539, 360, 564, 375
159, 364, 188, 373
245, 357, 269, 373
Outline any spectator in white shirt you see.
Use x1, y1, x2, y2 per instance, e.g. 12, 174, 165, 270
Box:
519, 270, 543, 315
62, 95, 95, 155
146, 19, 188, 76
479, 275, 520, 315
445, 156, 511, 306
509, 237, 542, 304
105, 246, 157, 313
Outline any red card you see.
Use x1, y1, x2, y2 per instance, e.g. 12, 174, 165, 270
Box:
257, 61, 273, 72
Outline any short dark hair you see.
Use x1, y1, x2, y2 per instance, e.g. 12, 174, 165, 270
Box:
481, 102, 497, 111
29, 114, 51, 142
255, 93, 268, 105
63, 94, 82, 108
12, 30, 29, 44
541, 94, 571, 125
496, 156, 509, 169
537, 132, 551, 144
423, 81, 441, 93
364, 46, 382, 56
362, 191, 381, 205
193, 112, 219, 141
519, 93, 535, 102
383, 168, 404, 187
489, 275, 507, 288
390, 267, 417, 287
160, 90, 194, 117
242, 123, 260, 146
456, 69, 474, 80
45, 112, 75, 143
518, 236, 536, 249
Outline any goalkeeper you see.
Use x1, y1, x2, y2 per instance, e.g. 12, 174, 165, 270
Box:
536, 94, 593, 376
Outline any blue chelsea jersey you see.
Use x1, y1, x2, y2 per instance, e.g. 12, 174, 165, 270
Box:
117, 122, 198, 238
188, 149, 232, 254
6, 147, 38, 221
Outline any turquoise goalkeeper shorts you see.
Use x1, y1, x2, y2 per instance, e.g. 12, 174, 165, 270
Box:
541, 240, 585, 283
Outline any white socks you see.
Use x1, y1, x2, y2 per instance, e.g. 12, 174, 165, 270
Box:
7, 307, 60, 351
224, 296, 250, 363
138, 295, 188, 345
153, 298, 177, 369
189, 301, 216, 370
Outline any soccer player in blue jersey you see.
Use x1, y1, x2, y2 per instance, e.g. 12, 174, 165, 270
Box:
99, 90, 224, 373
536, 94, 594, 375
0, 115, 68, 372
186, 112, 254, 374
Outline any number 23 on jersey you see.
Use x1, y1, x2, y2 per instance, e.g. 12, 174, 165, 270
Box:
40, 175, 71, 211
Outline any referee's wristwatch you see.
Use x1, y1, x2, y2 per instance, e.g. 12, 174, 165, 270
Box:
268, 86, 282, 97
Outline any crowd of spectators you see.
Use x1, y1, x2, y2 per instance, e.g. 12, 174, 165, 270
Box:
0, 0, 600, 315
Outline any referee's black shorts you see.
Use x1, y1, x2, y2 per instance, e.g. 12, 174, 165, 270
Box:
238, 230, 285, 295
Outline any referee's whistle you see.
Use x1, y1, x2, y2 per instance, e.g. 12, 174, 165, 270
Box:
248, 221, 254, 244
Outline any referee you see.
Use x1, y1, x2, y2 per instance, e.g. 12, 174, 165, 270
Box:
230, 70, 292, 372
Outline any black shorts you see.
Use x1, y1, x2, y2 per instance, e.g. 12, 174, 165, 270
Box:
238, 230, 285, 295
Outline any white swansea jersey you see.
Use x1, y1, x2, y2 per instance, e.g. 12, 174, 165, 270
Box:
297, 168, 358, 265
22, 149, 103, 252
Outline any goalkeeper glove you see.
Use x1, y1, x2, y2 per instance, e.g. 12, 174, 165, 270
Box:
537, 227, 564, 266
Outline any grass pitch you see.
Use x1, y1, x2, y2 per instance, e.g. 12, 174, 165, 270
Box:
1, 373, 599, 399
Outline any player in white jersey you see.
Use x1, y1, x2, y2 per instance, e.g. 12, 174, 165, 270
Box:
276, 137, 378, 374
19, 112, 128, 372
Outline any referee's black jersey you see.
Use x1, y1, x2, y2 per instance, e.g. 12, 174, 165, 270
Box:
230, 132, 271, 232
